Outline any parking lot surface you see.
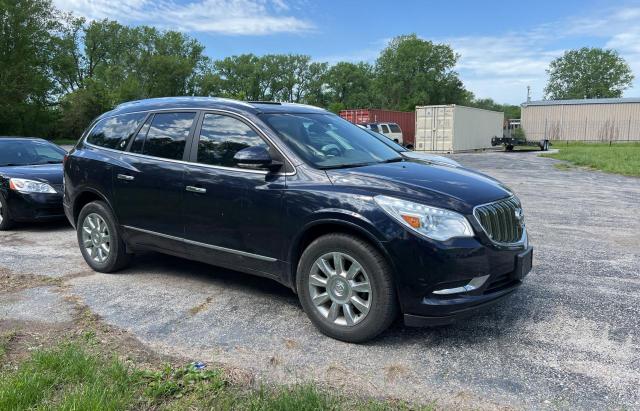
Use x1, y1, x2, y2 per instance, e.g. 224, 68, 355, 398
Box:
1, 150, 639, 409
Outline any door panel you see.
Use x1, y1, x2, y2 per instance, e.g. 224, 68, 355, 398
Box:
113, 111, 197, 252
183, 165, 285, 275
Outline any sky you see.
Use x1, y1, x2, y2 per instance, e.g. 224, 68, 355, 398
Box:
52, 0, 640, 105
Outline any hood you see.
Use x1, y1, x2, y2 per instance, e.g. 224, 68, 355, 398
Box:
0, 164, 64, 186
326, 160, 512, 213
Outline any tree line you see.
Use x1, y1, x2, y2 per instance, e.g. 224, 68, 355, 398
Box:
0, 0, 551, 140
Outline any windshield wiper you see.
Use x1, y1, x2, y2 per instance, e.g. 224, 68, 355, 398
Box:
319, 162, 375, 170
320, 157, 404, 170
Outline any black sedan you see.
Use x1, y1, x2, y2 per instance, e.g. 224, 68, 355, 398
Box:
0, 137, 67, 230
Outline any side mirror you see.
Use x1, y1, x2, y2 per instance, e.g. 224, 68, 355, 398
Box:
233, 146, 282, 171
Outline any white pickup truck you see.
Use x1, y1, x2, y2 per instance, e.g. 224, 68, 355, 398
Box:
358, 122, 404, 145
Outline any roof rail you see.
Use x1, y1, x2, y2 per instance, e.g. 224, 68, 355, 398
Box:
247, 101, 282, 105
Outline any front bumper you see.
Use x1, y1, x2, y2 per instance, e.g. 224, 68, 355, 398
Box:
384, 229, 532, 326
5, 190, 65, 222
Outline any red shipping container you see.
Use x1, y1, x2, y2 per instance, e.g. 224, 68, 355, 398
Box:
339, 109, 416, 147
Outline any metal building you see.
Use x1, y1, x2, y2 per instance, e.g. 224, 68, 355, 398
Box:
521, 97, 640, 142
415, 105, 504, 152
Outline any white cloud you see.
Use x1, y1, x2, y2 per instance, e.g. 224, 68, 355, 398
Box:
52, 0, 313, 35
441, 5, 640, 104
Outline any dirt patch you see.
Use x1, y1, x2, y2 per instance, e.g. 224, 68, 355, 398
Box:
189, 296, 213, 316
0, 270, 62, 293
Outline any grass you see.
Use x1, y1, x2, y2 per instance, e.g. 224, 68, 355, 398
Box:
541, 141, 640, 177
0, 341, 433, 410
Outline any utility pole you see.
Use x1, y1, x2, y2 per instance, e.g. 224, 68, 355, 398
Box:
526, 86, 531, 103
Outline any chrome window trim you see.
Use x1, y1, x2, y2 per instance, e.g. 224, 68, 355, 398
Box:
85, 141, 273, 175
82, 107, 297, 176
472, 196, 527, 248
123, 225, 278, 262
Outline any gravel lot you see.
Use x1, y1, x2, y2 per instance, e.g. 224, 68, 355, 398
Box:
1, 150, 639, 409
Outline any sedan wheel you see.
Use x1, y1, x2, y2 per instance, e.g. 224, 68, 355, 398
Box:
81, 213, 111, 263
0, 195, 14, 230
309, 252, 372, 326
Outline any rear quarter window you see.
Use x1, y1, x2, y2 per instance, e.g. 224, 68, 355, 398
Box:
86, 112, 147, 150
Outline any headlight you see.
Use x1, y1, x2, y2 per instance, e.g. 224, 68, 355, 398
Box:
9, 178, 57, 194
374, 195, 474, 241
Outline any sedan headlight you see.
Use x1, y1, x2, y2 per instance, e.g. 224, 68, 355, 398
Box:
374, 195, 474, 241
9, 178, 57, 194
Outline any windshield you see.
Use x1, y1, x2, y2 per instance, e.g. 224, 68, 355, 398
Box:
0, 140, 65, 166
260, 113, 402, 169
363, 129, 408, 152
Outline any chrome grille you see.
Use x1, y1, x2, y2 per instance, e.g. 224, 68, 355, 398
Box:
474, 196, 524, 244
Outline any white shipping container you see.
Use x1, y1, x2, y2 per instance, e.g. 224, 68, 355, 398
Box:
415, 105, 504, 152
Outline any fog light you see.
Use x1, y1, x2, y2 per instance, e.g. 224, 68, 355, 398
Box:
432, 274, 490, 295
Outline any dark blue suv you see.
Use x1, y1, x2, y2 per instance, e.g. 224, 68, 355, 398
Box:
64, 97, 532, 342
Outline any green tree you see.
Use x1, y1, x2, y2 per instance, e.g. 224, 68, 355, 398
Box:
544, 47, 634, 100
374, 34, 468, 111
468, 97, 521, 119
324, 62, 373, 109
0, 0, 60, 136
202, 53, 327, 104
51, 19, 208, 137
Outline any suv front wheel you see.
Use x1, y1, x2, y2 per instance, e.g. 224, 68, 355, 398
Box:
77, 201, 131, 272
297, 233, 398, 343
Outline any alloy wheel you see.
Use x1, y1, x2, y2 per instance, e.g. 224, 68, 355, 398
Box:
308, 252, 372, 326
81, 213, 111, 263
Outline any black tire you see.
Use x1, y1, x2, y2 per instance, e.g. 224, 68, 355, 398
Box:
77, 201, 131, 272
0, 194, 14, 231
506, 145, 514, 152
405, 144, 414, 150
296, 233, 398, 343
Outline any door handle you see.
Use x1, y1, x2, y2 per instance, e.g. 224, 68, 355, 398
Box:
117, 174, 134, 181
186, 185, 206, 194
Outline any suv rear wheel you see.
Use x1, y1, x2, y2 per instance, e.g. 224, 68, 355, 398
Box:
77, 201, 131, 272
297, 233, 397, 343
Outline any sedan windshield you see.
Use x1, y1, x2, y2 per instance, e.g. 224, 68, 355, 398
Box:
260, 113, 402, 169
0, 140, 65, 166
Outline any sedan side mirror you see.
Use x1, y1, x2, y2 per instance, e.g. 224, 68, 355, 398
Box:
233, 146, 282, 171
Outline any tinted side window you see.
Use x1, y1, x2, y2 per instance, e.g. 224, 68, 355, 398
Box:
142, 112, 196, 160
389, 124, 401, 133
380, 124, 390, 133
369, 124, 379, 132
196, 114, 268, 167
86, 113, 147, 150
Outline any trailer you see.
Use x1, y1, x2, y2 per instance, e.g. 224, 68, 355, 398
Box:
492, 119, 550, 151
491, 135, 550, 151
